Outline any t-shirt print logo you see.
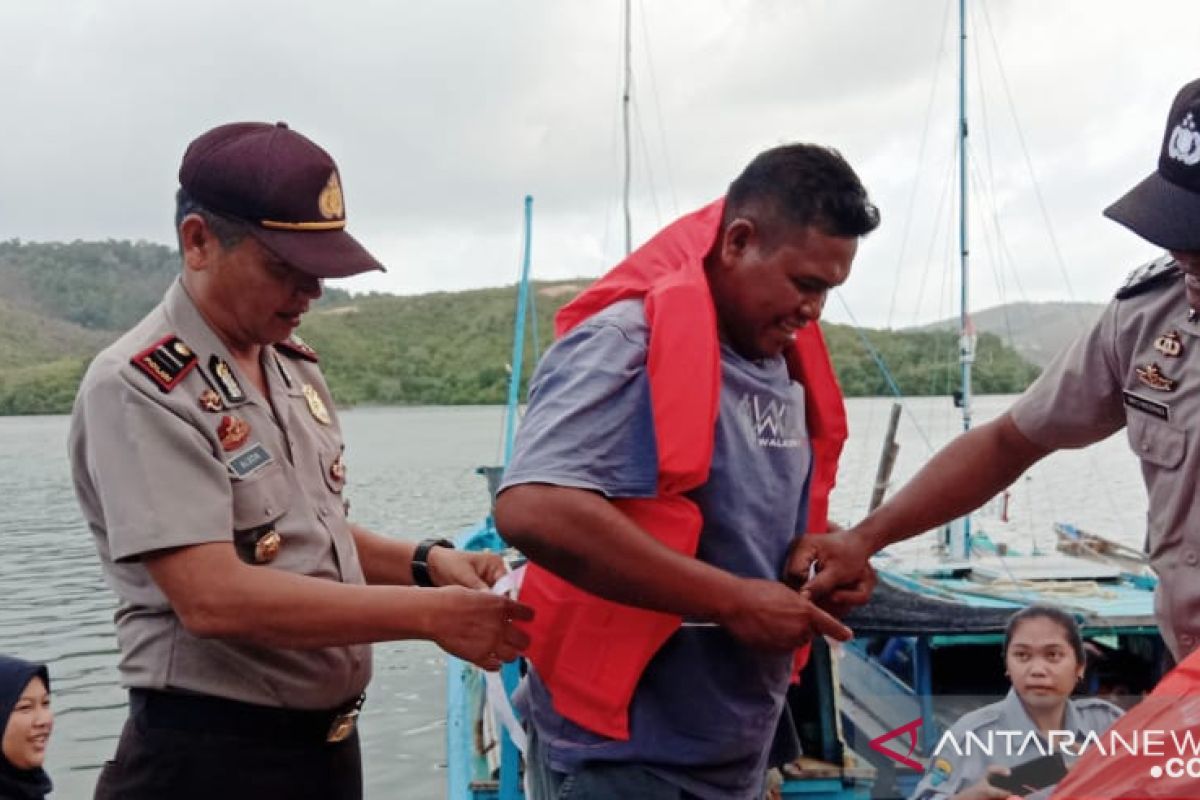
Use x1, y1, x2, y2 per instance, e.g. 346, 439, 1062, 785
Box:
1168, 112, 1200, 167
737, 393, 804, 448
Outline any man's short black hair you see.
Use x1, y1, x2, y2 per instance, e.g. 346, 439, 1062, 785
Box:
725, 143, 880, 241
174, 187, 249, 252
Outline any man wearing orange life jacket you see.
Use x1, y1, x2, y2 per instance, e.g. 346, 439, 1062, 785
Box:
496, 143, 881, 800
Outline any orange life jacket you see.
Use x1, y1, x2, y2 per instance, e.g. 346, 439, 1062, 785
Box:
1050, 647, 1200, 799
517, 199, 848, 740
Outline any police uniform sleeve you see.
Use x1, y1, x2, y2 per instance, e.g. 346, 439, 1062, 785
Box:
499, 308, 659, 498
1010, 301, 1125, 449
76, 370, 232, 562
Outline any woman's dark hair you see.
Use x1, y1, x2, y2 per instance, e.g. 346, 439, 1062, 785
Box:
724, 143, 881, 242
1003, 605, 1086, 665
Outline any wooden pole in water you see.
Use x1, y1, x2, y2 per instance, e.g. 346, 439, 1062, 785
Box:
869, 402, 903, 513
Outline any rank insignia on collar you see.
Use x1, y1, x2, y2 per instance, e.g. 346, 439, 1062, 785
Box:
198, 388, 224, 412
1136, 362, 1178, 392
130, 335, 197, 393
1155, 331, 1184, 358
209, 356, 247, 405
303, 384, 332, 425
254, 529, 282, 564
217, 414, 251, 451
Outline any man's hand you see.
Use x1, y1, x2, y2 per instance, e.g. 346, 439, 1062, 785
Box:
428, 547, 507, 589
715, 578, 853, 652
431, 588, 534, 670
785, 530, 877, 612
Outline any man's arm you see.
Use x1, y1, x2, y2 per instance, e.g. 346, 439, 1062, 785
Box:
350, 524, 506, 589
144, 542, 530, 668
795, 412, 1051, 599
495, 483, 852, 651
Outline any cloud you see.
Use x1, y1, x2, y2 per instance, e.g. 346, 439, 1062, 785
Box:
1, 0, 1195, 326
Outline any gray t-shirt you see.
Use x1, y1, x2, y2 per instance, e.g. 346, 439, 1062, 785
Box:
501, 299, 813, 800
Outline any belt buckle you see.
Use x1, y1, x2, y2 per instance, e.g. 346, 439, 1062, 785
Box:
326, 708, 359, 743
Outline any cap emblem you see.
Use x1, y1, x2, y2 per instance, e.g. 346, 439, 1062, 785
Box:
1168, 112, 1200, 167
319, 172, 345, 220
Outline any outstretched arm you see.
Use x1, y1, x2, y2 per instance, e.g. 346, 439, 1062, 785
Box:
793, 412, 1051, 598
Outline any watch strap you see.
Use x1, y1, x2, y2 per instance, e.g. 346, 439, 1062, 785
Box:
412, 538, 455, 587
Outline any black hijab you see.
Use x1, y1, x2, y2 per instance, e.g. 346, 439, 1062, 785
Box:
0, 656, 52, 800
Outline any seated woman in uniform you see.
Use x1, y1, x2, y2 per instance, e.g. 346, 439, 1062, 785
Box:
0, 655, 54, 800
911, 605, 1122, 800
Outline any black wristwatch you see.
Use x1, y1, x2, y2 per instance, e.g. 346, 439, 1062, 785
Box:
411, 538, 455, 587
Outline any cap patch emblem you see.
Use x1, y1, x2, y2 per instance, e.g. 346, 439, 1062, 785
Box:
1169, 112, 1200, 167
217, 414, 251, 451
303, 383, 332, 425
318, 172, 345, 220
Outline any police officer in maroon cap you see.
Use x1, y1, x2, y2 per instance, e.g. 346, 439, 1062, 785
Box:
68, 122, 532, 800
792, 78, 1200, 665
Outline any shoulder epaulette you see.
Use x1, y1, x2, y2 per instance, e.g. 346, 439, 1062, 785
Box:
130, 334, 197, 393
1115, 255, 1181, 300
275, 335, 319, 363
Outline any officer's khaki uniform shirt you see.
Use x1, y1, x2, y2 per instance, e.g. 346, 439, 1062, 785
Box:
911, 689, 1122, 800
69, 279, 370, 709
1009, 258, 1198, 658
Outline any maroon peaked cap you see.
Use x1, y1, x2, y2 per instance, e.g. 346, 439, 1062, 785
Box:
179, 121, 384, 278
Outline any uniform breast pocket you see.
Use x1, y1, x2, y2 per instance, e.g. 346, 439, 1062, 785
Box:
1126, 413, 1187, 469
231, 463, 290, 564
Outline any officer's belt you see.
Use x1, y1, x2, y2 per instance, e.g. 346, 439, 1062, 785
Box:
130, 688, 364, 744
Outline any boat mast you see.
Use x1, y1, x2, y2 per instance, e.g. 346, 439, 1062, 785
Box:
958, 0, 973, 435
502, 195, 534, 465
622, 0, 632, 255
954, 0, 975, 556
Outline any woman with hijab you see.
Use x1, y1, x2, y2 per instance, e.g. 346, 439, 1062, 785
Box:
0, 656, 53, 800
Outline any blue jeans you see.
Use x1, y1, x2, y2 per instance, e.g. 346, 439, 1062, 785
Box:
525, 724, 692, 800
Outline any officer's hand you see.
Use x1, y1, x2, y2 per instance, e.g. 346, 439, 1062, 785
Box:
715, 578, 852, 652
431, 588, 534, 671
785, 531, 877, 612
955, 766, 1014, 800
427, 547, 507, 589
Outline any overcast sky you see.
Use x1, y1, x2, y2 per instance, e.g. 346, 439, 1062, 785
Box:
2, 0, 1197, 328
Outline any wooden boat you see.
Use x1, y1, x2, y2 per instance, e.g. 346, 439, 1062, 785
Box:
1053, 522, 1156, 588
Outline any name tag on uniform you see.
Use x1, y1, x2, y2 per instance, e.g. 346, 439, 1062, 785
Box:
1124, 390, 1170, 422
228, 442, 275, 479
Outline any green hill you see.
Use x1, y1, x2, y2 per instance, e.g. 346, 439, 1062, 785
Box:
0, 240, 1040, 415
918, 301, 1105, 367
